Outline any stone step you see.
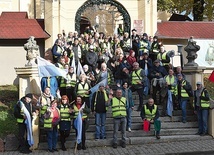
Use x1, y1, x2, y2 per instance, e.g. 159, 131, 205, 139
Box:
38, 134, 212, 150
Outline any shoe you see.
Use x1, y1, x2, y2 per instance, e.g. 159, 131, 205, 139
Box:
62, 147, 67, 151
112, 143, 117, 149
95, 138, 99, 140
77, 144, 82, 150
53, 148, 58, 152
156, 135, 160, 139
182, 120, 187, 123
101, 136, 106, 139
200, 133, 207, 136
195, 132, 202, 135
47, 149, 54, 153
128, 128, 131, 132
137, 107, 142, 111
20, 150, 30, 154
82, 145, 86, 150
121, 142, 126, 148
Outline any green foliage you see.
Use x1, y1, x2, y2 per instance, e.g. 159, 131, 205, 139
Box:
204, 75, 214, 98
157, 0, 214, 21
0, 85, 19, 138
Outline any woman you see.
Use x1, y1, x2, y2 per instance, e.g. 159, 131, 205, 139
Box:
43, 100, 60, 152
121, 82, 134, 132
72, 96, 91, 150
58, 95, 72, 151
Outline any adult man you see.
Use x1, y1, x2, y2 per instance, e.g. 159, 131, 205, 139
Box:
52, 39, 64, 63
149, 59, 168, 105
141, 98, 161, 139
14, 93, 36, 154
109, 89, 127, 148
138, 33, 150, 58
91, 83, 109, 140
85, 45, 98, 74
194, 82, 210, 136
157, 46, 170, 72
117, 24, 124, 37
174, 74, 193, 123
131, 29, 140, 58
150, 36, 160, 62
131, 62, 147, 111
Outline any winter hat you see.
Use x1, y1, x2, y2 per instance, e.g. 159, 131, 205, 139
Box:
25, 93, 33, 99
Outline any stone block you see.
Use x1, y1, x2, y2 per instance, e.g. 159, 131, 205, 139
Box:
4, 134, 19, 151
0, 138, 4, 152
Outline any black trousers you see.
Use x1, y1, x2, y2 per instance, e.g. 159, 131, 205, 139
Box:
59, 130, 70, 145
18, 123, 30, 151
66, 87, 75, 102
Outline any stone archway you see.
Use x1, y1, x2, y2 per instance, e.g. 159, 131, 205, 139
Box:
75, 0, 131, 35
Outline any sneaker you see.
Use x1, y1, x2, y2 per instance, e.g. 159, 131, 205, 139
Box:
128, 128, 131, 132
112, 143, 117, 149
121, 142, 126, 148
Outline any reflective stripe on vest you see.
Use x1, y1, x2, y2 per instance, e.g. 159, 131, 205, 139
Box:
60, 104, 71, 121
66, 73, 76, 88
175, 81, 189, 97
201, 90, 210, 108
139, 41, 148, 50
17, 108, 24, 123
94, 90, 108, 111
131, 69, 142, 85
60, 78, 66, 88
77, 83, 89, 97
41, 105, 48, 115
112, 97, 127, 118
73, 105, 87, 119
44, 117, 52, 128
144, 104, 157, 120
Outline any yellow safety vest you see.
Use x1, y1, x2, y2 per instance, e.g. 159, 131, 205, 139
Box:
157, 52, 169, 66
144, 104, 157, 120
112, 97, 127, 118
165, 75, 176, 93
200, 89, 210, 108
76, 83, 89, 97
73, 105, 88, 119
131, 69, 142, 85
60, 104, 71, 121
40, 95, 52, 115
17, 108, 24, 123
139, 40, 148, 50
174, 81, 189, 98
66, 73, 76, 88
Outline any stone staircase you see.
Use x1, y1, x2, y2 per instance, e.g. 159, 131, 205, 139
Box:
38, 93, 212, 149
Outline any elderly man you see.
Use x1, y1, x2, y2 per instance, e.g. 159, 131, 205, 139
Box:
130, 62, 147, 111
109, 88, 127, 148
194, 82, 210, 136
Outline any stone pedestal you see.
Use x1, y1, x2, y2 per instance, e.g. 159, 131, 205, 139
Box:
182, 66, 206, 87
15, 66, 41, 149
208, 109, 214, 137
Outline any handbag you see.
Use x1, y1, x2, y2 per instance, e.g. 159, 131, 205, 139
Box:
142, 120, 150, 132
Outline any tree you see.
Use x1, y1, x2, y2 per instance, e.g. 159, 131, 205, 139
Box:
157, 0, 214, 21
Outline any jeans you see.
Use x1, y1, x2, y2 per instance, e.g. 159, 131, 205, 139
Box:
95, 113, 106, 139
47, 126, 58, 150
113, 117, 126, 144
180, 99, 188, 122
197, 108, 208, 134
126, 108, 132, 129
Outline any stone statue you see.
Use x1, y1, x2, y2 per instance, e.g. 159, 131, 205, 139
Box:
24, 36, 39, 66
184, 36, 200, 67
205, 42, 214, 65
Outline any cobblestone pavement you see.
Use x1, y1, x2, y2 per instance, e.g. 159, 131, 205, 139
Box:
1, 139, 214, 155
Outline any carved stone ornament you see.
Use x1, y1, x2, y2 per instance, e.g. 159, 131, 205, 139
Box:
184, 37, 200, 67
75, 0, 131, 34
24, 36, 39, 66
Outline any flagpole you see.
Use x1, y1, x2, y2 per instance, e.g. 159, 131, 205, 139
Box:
74, 141, 78, 154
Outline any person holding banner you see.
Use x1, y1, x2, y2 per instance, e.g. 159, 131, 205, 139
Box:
72, 96, 91, 150
140, 98, 161, 139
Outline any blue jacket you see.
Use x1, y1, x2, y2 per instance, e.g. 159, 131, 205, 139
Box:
41, 77, 58, 97
122, 88, 134, 109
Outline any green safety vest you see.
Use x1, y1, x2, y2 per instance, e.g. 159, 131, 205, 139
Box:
200, 89, 210, 108
152, 43, 159, 53
94, 90, 108, 111
73, 105, 88, 119
44, 117, 53, 129
157, 52, 169, 65
139, 40, 148, 50
60, 104, 71, 121
112, 97, 127, 118
66, 73, 76, 88
40, 95, 51, 115
174, 81, 189, 98
131, 69, 142, 85
17, 108, 24, 123
144, 104, 157, 120
76, 83, 89, 97
165, 75, 176, 93
54, 45, 63, 58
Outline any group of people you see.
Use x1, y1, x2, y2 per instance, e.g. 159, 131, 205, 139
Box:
13, 26, 211, 153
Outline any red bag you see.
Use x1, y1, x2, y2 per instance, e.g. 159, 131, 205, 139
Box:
143, 120, 150, 132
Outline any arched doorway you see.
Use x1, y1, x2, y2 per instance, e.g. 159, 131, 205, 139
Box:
75, 0, 131, 35
80, 16, 91, 34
